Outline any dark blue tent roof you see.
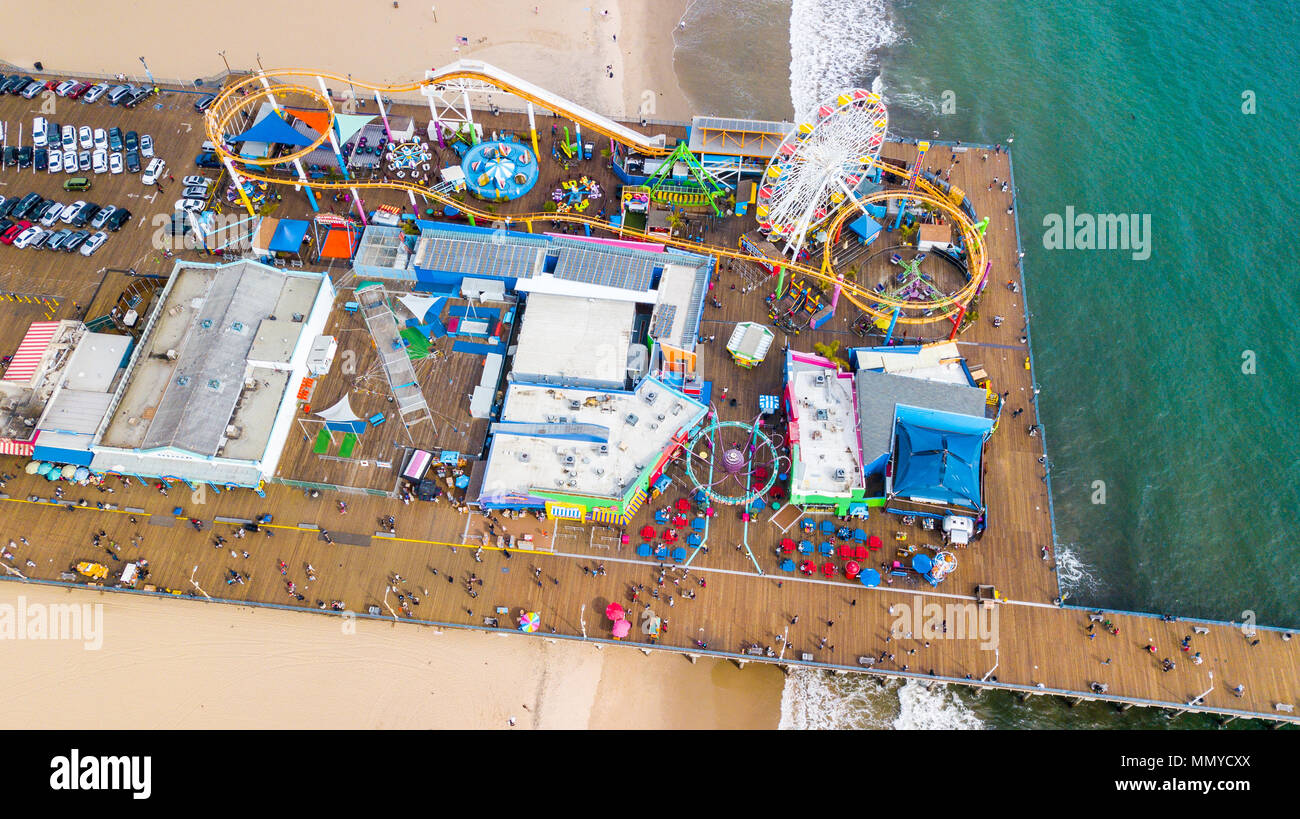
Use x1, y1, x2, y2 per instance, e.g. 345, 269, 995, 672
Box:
269, 219, 310, 252
890, 405, 992, 512
231, 111, 314, 148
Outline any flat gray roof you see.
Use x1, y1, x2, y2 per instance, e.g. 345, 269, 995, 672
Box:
855, 369, 989, 460
688, 116, 793, 158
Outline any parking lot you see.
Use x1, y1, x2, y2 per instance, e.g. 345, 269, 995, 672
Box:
0, 77, 217, 354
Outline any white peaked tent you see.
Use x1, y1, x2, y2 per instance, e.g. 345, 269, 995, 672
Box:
315, 394, 367, 434
398, 294, 442, 324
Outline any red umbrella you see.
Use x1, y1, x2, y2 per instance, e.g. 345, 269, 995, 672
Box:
606, 602, 626, 621
780, 538, 796, 553
674, 498, 691, 512
868, 535, 883, 551
845, 561, 861, 578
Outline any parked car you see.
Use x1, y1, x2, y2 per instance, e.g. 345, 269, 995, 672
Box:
78, 126, 92, 150
194, 152, 221, 169
54, 80, 78, 97
61, 125, 76, 150
71, 202, 100, 228
2, 146, 16, 166
62, 150, 77, 173
67, 82, 92, 100
90, 205, 117, 230
33, 116, 49, 148
30, 229, 55, 250
17, 146, 33, 168
92, 150, 108, 174
45, 229, 73, 251
63, 177, 91, 192
34, 148, 48, 171
77, 150, 91, 172
39, 201, 64, 227
93, 128, 108, 151
108, 127, 123, 152
125, 150, 141, 174
79, 230, 108, 256
194, 93, 217, 113
13, 226, 44, 249
142, 157, 166, 185
124, 131, 139, 152
1, 220, 32, 244
13, 193, 45, 219
109, 152, 123, 174
139, 134, 154, 158
182, 185, 210, 200
60, 201, 85, 223
20, 81, 44, 100
125, 87, 152, 108
62, 230, 90, 252
174, 198, 204, 214
106, 85, 133, 105
183, 175, 214, 188
83, 83, 110, 103
0, 197, 16, 219
105, 207, 131, 231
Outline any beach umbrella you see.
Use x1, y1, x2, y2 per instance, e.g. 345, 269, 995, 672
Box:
860, 568, 881, 588
74, 467, 90, 482
518, 611, 540, 633
46, 470, 60, 481
605, 602, 626, 621
25, 461, 40, 475
36, 462, 52, 476
911, 554, 933, 575
845, 561, 861, 578
612, 619, 631, 639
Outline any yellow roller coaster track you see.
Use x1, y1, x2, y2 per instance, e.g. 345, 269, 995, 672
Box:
206, 70, 988, 326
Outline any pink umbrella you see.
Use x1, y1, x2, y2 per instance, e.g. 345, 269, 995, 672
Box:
606, 602, 626, 621
612, 619, 631, 639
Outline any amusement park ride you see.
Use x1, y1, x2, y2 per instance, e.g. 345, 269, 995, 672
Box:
203, 61, 988, 329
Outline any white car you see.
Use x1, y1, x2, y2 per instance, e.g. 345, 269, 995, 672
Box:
92, 150, 108, 174
140, 134, 154, 158
79, 231, 108, 256
174, 198, 204, 213
33, 117, 49, 148
48, 150, 63, 173
54, 80, 78, 97
109, 152, 123, 174
142, 158, 166, 185
63, 150, 78, 173
60, 201, 86, 223
93, 128, 108, 151
77, 150, 91, 172
183, 175, 213, 188
83, 83, 109, 103
61, 125, 76, 149
78, 126, 92, 150
40, 203, 64, 227
13, 226, 44, 249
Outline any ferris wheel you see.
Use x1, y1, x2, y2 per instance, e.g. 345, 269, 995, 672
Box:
683, 418, 787, 508
756, 89, 888, 257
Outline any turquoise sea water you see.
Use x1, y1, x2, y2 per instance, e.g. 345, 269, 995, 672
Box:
675, 0, 1300, 728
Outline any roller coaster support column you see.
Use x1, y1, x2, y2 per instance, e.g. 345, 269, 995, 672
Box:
831, 273, 843, 311
350, 187, 368, 226
373, 90, 393, 142
461, 89, 478, 145
526, 102, 540, 161
314, 76, 352, 181
948, 304, 965, 341
224, 157, 257, 217
884, 306, 901, 345
775, 265, 787, 299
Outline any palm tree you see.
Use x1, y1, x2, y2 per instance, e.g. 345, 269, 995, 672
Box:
813, 339, 850, 370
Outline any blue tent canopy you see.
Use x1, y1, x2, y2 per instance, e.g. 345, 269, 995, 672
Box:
890, 405, 992, 512
911, 554, 933, 574
269, 219, 311, 252
848, 214, 882, 243
230, 111, 314, 148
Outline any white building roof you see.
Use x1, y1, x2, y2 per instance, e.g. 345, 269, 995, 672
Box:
853, 341, 972, 385
60, 332, 131, 392
480, 378, 707, 502
789, 364, 862, 497
511, 294, 634, 387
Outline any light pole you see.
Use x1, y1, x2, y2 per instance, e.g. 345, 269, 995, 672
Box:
138, 56, 154, 87
579, 603, 587, 640
217, 51, 231, 73
255, 53, 265, 73
431, 4, 437, 22
981, 647, 1000, 682
1172, 671, 1214, 719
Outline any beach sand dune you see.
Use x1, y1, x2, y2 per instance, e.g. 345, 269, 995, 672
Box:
0, 0, 691, 121
1, 584, 780, 729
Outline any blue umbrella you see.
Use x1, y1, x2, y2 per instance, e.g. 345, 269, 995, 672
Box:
860, 568, 881, 587
36, 462, 53, 476
74, 467, 90, 481
46, 470, 60, 481
911, 554, 933, 574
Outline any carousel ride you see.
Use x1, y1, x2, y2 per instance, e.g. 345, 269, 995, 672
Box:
462, 139, 539, 201
385, 138, 433, 183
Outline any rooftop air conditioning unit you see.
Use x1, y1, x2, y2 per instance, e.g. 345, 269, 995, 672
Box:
626, 413, 639, 426
833, 468, 847, 481
595, 467, 605, 476
518, 452, 531, 462
567, 479, 577, 487
649, 422, 659, 430
644, 390, 658, 404
225, 425, 242, 439
597, 444, 609, 454
814, 374, 826, 386
656, 414, 666, 421
165, 349, 179, 361
671, 403, 683, 415
563, 455, 576, 466
569, 400, 582, 410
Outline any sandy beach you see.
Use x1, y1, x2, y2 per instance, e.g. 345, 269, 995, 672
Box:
0, 583, 782, 729
0, 0, 691, 122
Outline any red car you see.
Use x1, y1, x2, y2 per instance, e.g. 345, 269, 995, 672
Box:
1, 220, 32, 244
67, 82, 92, 99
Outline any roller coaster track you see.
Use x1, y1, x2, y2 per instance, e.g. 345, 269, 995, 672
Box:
206, 66, 988, 326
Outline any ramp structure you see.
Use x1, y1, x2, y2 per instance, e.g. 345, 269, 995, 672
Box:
355, 284, 435, 437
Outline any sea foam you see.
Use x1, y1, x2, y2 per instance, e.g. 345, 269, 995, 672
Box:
789, 0, 900, 120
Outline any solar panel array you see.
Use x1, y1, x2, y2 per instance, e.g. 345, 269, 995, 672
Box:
553, 248, 656, 291
648, 304, 677, 340
693, 116, 791, 136
418, 236, 541, 279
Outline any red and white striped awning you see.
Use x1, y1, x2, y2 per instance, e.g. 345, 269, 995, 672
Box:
0, 437, 36, 456
2, 321, 61, 384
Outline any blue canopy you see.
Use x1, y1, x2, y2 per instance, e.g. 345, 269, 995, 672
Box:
911, 554, 933, 574
848, 214, 882, 243
860, 568, 881, 587
890, 406, 992, 512
230, 111, 314, 148
269, 219, 310, 252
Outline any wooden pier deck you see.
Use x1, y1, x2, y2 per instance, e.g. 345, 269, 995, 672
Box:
1, 89, 1296, 725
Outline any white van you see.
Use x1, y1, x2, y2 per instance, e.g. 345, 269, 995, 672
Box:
32, 117, 49, 148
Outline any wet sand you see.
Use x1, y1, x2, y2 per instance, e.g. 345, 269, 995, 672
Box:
0, 0, 692, 121
0, 583, 782, 729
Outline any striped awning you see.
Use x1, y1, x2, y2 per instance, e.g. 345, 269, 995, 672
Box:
0, 437, 35, 456
623, 485, 649, 518
546, 502, 583, 520
591, 508, 628, 527
759, 394, 780, 413
2, 321, 60, 383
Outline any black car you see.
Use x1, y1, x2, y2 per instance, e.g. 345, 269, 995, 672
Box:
34, 148, 48, 171
0, 218, 12, 236
10, 77, 37, 95
108, 127, 123, 152
125, 150, 141, 174
2, 146, 17, 166
124, 131, 139, 152
125, 87, 152, 108
70, 202, 100, 228
17, 146, 33, 168
12, 193, 45, 220
105, 207, 132, 231
0, 198, 17, 219
2, 76, 30, 94
194, 151, 221, 169
194, 93, 217, 113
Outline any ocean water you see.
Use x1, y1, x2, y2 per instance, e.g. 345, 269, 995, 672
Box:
674, 0, 1300, 729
